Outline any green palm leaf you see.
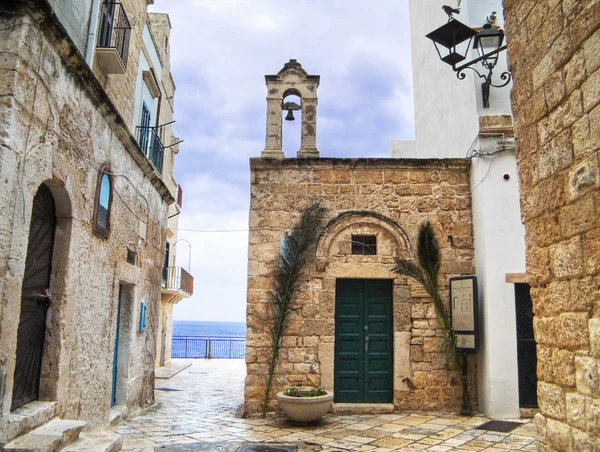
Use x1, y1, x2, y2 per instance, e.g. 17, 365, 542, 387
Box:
417, 221, 440, 288
262, 202, 328, 416
391, 220, 471, 414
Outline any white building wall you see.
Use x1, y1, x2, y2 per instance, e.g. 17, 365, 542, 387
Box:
470, 141, 525, 418
392, 0, 478, 158
394, 0, 526, 418
47, 0, 94, 56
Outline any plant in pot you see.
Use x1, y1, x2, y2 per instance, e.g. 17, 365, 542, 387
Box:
276, 386, 334, 423
260, 202, 329, 417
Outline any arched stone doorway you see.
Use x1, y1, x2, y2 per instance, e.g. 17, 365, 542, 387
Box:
12, 184, 56, 410
314, 211, 414, 406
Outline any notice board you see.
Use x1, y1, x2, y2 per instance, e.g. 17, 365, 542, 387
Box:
449, 276, 479, 352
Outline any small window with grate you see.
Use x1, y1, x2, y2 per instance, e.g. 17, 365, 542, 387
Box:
351, 235, 377, 255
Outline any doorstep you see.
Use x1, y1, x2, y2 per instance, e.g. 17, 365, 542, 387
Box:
3, 400, 60, 444
332, 403, 395, 415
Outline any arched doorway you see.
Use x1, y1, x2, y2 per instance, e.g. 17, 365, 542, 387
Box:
12, 184, 56, 410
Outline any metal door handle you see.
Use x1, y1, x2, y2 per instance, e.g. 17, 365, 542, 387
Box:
365, 336, 369, 352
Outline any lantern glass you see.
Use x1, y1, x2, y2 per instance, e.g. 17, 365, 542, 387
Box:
473, 24, 504, 68
426, 19, 478, 66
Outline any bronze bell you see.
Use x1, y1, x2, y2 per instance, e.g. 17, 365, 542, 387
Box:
283, 101, 300, 121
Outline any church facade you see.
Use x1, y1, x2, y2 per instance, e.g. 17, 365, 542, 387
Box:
244, 61, 478, 414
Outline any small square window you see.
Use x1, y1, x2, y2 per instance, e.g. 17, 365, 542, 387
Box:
127, 248, 136, 265
351, 235, 377, 255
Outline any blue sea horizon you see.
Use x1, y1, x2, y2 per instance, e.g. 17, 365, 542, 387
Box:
172, 320, 246, 338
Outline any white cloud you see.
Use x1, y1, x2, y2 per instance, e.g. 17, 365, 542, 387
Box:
150, 0, 414, 322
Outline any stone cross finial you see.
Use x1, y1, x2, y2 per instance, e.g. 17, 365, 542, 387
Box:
262, 59, 320, 159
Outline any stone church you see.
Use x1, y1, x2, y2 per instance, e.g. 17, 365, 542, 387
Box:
245, 60, 478, 414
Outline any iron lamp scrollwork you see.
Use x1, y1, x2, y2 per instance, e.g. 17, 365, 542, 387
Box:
426, 16, 512, 108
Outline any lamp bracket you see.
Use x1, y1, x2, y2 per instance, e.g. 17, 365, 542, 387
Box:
456, 65, 486, 81
452, 44, 508, 74
489, 71, 512, 88
456, 65, 511, 87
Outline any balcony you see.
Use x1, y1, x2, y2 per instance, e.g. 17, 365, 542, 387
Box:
96, 2, 131, 74
136, 126, 164, 174
162, 266, 194, 299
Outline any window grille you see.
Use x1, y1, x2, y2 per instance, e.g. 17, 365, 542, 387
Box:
351, 235, 377, 255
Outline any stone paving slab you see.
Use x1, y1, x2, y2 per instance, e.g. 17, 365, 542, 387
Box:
155, 362, 193, 380
111, 360, 537, 452
156, 444, 318, 452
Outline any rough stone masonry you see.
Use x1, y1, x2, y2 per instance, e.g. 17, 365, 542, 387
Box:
245, 157, 478, 415
503, 0, 600, 449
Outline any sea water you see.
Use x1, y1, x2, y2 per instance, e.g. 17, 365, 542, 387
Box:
171, 321, 246, 359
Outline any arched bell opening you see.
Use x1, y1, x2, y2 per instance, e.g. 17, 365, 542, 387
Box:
282, 91, 302, 156
262, 60, 320, 158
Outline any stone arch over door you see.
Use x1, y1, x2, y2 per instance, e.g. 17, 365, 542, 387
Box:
313, 211, 413, 403
315, 210, 412, 273
11, 180, 73, 410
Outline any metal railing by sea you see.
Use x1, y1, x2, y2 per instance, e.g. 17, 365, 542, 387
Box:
171, 336, 246, 359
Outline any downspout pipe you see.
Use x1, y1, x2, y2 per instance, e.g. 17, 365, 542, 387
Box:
85, 0, 101, 67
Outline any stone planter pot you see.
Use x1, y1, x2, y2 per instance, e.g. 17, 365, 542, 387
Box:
276, 391, 334, 423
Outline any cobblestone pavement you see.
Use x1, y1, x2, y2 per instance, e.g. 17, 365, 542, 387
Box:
111, 360, 538, 452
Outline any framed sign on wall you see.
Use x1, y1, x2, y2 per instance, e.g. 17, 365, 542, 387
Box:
449, 276, 479, 352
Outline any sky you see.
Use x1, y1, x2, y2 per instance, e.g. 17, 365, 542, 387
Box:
149, 0, 415, 323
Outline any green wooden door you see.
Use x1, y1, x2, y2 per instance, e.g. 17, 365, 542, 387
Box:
334, 279, 393, 403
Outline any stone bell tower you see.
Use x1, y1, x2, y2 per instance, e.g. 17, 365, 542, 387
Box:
262, 59, 320, 158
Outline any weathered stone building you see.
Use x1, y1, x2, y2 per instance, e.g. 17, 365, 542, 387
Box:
0, 0, 189, 448
245, 61, 478, 415
147, 12, 194, 370
502, 0, 600, 449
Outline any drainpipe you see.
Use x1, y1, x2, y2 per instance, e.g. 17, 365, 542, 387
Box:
85, 0, 101, 67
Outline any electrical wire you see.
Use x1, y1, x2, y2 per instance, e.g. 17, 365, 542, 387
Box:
470, 156, 495, 193
465, 132, 515, 192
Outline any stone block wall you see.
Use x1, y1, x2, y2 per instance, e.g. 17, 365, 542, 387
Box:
503, 0, 600, 449
0, 2, 173, 439
245, 158, 477, 414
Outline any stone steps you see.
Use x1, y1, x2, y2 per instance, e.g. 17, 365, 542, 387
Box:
108, 407, 123, 427
3, 419, 87, 452
62, 433, 122, 452
2, 419, 121, 452
4, 402, 60, 445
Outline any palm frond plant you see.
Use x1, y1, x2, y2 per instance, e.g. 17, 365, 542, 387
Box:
391, 220, 472, 415
262, 202, 328, 417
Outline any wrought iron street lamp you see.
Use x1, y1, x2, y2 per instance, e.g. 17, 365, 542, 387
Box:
426, 13, 511, 108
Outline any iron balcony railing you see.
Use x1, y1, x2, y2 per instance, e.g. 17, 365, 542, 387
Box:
171, 337, 246, 359
136, 126, 164, 174
97, 2, 131, 68
162, 266, 194, 297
